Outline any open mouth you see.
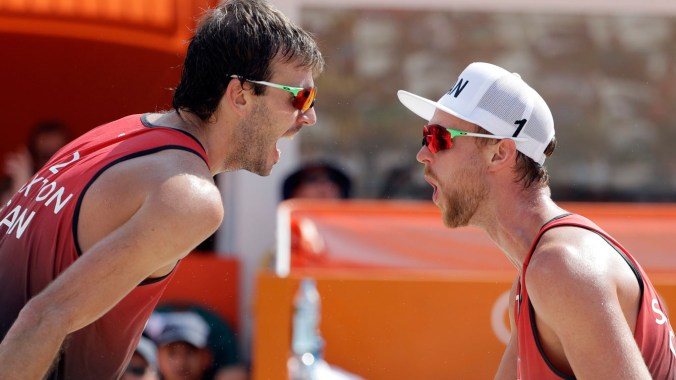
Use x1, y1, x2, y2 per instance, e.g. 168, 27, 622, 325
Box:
424, 175, 439, 203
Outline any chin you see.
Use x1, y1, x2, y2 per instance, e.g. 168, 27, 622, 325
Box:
442, 206, 471, 228
251, 167, 272, 177
239, 160, 270, 177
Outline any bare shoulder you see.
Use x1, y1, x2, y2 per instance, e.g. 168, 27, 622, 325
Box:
525, 227, 619, 309
144, 150, 224, 225
79, 149, 223, 253
523, 224, 650, 378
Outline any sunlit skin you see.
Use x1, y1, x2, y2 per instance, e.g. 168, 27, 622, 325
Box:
417, 109, 655, 379
149, 55, 318, 178
157, 342, 211, 380
135, 56, 318, 279
0, 53, 319, 379
416, 112, 490, 228
223, 64, 317, 176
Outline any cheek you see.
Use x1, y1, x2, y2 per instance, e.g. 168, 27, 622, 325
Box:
264, 93, 296, 119
254, 100, 295, 136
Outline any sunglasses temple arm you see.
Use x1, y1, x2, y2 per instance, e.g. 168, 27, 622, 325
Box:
460, 131, 528, 142
249, 79, 303, 95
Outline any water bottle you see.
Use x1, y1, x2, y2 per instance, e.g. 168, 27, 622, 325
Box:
288, 278, 323, 380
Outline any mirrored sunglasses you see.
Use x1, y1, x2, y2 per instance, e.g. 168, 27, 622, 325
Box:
422, 124, 526, 154
230, 75, 317, 113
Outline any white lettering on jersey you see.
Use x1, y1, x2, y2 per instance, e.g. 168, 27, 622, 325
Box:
35, 181, 57, 202
0, 151, 81, 240
49, 151, 80, 174
652, 298, 676, 358
0, 204, 36, 239
32, 181, 73, 214
653, 298, 668, 325
44, 186, 73, 214
19, 176, 45, 197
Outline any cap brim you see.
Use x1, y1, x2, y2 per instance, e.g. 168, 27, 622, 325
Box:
397, 90, 476, 126
158, 332, 205, 348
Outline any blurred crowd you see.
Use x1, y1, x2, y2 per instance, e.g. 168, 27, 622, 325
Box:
124, 307, 248, 380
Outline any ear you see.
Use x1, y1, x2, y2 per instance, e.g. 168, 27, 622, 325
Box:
224, 78, 251, 115
487, 138, 518, 171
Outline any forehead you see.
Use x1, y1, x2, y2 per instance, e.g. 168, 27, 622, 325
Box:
429, 109, 476, 131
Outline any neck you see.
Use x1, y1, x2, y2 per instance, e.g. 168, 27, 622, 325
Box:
173, 110, 205, 137
146, 110, 217, 174
474, 186, 565, 271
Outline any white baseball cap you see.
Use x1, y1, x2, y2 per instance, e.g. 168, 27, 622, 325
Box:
134, 336, 158, 369
397, 62, 555, 165
156, 311, 210, 349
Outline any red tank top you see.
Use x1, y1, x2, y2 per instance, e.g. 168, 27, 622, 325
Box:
516, 214, 676, 379
0, 114, 209, 379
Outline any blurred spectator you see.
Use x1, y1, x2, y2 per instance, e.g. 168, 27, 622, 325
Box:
261, 162, 353, 271
1, 120, 71, 205
122, 336, 160, 380
282, 161, 352, 200
153, 311, 214, 380
378, 164, 432, 200
147, 308, 248, 380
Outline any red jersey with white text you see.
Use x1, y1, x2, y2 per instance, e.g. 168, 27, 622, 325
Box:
0, 114, 209, 380
516, 214, 675, 379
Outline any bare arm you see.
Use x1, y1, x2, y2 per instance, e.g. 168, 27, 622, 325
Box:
494, 277, 519, 380
0, 159, 223, 379
527, 230, 651, 379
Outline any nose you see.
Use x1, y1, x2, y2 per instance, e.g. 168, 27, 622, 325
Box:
416, 145, 432, 164
298, 107, 317, 126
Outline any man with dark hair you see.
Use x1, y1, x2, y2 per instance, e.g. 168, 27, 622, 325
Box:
398, 62, 674, 379
0, 1, 324, 378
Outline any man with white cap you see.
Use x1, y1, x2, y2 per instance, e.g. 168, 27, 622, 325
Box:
155, 311, 213, 380
398, 62, 675, 379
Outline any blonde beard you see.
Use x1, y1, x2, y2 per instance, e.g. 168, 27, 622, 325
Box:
441, 157, 488, 228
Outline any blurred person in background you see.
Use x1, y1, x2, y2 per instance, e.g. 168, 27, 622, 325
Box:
0, 120, 71, 206
398, 61, 675, 379
0, 0, 324, 378
378, 164, 432, 200
153, 312, 213, 380
282, 161, 352, 200
150, 304, 247, 380
149, 311, 247, 380
122, 336, 160, 380
260, 161, 353, 271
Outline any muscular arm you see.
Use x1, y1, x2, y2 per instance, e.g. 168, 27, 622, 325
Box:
0, 152, 224, 379
495, 277, 519, 380
526, 228, 651, 379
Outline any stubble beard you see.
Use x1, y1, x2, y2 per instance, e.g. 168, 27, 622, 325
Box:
441, 159, 488, 228
226, 102, 275, 176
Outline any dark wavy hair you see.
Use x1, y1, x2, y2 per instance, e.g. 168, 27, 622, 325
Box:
172, 0, 325, 121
